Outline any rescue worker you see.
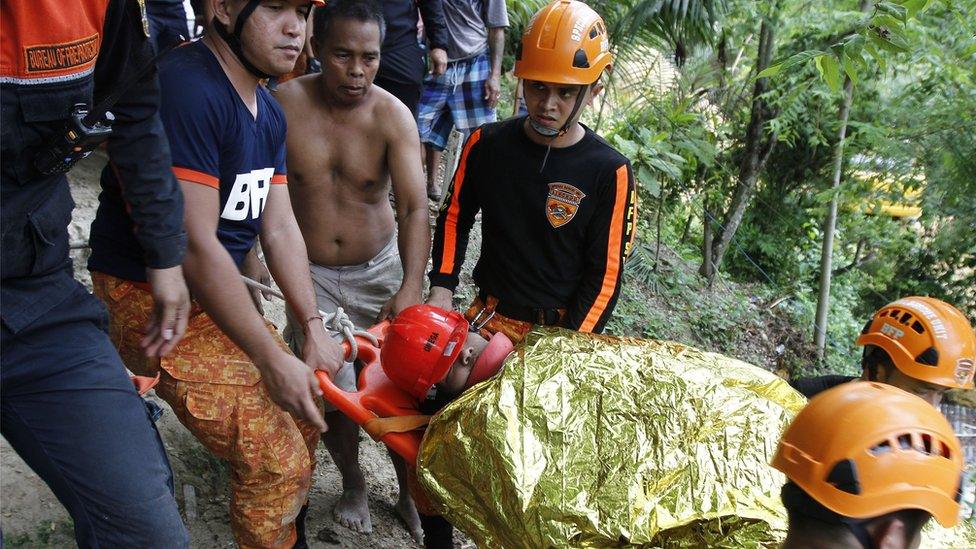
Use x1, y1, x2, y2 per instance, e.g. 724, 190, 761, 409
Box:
427, 0, 638, 345
772, 382, 965, 548
88, 0, 345, 546
1, 0, 190, 546
790, 296, 976, 405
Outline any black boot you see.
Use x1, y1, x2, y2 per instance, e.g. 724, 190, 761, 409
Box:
293, 503, 309, 549
419, 513, 454, 549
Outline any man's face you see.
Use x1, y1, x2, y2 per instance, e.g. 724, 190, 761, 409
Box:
229, 0, 311, 76
874, 364, 947, 407
522, 79, 597, 133
314, 18, 381, 104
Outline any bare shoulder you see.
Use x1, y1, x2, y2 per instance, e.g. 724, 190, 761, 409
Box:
272, 74, 317, 114
370, 84, 418, 138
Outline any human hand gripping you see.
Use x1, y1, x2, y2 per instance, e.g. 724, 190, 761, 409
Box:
378, 285, 423, 321
143, 266, 190, 356
260, 350, 330, 432
302, 319, 345, 377
425, 286, 454, 311
429, 48, 448, 76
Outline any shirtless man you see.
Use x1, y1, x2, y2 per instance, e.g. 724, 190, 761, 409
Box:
272, 0, 431, 539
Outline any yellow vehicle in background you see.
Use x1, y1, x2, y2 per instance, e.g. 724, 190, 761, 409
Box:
850, 154, 924, 219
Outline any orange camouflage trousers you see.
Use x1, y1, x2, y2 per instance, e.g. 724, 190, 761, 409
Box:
463, 295, 546, 344
407, 295, 542, 516
92, 273, 320, 549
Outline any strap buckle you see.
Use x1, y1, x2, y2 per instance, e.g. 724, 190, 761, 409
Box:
469, 295, 499, 332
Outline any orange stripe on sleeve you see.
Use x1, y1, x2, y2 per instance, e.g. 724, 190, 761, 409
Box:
271, 174, 287, 185
579, 165, 629, 332
439, 129, 482, 275
173, 167, 219, 188
626, 185, 638, 257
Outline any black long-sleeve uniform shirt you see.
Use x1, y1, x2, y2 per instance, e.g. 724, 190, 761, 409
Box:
430, 117, 637, 333
1, 0, 186, 332
378, 0, 449, 85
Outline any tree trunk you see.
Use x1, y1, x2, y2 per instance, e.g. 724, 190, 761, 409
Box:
679, 212, 693, 244
701, 202, 714, 283
699, 16, 776, 279
814, 0, 871, 359
814, 75, 855, 358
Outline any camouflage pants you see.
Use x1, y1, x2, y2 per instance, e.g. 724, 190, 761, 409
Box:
92, 273, 320, 549
463, 295, 539, 344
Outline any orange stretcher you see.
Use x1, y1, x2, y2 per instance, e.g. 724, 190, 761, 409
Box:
314, 321, 429, 464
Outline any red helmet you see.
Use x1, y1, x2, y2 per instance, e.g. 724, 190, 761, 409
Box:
381, 305, 470, 399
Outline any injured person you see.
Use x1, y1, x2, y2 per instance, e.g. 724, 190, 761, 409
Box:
323, 303, 802, 547
318, 304, 976, 548
380, 305, 514, 402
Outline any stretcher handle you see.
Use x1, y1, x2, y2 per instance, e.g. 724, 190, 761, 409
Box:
313, 332, 422, 464
314, 369, 421, 464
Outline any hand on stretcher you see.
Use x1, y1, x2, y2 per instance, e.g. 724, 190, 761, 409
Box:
315, 320, 429, 465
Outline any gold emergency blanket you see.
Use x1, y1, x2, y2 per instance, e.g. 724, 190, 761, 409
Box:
417, 327, 806, 547
921, 520, 976, 548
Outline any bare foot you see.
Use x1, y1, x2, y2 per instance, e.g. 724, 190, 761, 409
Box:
333, 486, 372, 534
395, 492, 423, 544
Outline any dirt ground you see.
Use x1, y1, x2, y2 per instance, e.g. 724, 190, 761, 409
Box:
0, 150, 478, 548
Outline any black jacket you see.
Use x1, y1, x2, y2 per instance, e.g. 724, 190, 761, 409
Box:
430, 117, 637, 333
378, 0, 450, 85
1, 0, 186, 333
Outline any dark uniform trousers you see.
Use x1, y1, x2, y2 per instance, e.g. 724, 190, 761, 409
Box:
0, 1, 189, 544
1, 277, 188, 548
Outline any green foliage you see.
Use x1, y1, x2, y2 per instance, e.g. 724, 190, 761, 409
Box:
503, 0, 975, 376
607, 237, 778, 367
759, 0, 937, 92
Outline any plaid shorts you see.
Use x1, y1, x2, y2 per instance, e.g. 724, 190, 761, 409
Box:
418, 53, 496, 150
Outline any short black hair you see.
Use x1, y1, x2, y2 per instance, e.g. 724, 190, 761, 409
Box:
782, 482, 929, 547
785, 507, 929, 547
312, 0, 386, 45
861, 345, 896, 381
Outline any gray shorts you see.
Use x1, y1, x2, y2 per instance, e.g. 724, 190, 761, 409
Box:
284, 236, 402, 406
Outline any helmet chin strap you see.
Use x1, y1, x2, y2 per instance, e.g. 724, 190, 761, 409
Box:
212, 0, 273, 79
530, 84, 589, 172
528, 117, 561, 138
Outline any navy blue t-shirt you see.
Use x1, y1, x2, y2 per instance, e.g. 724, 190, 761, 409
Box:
89, 40, 288, 281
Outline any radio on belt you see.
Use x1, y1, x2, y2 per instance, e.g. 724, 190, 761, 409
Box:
34, 103, 115, 175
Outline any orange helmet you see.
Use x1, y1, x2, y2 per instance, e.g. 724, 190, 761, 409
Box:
381, 305, 469, 400
857, 296, 976, 389
772, 382, 963, 527
514, 0, 612, 85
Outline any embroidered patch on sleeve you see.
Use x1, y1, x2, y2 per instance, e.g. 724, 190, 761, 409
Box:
25, 34, 99, 73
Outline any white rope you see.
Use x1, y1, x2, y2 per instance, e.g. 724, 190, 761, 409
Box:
240, 275, 379, 362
